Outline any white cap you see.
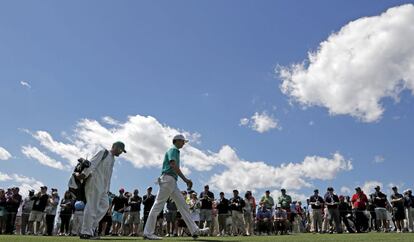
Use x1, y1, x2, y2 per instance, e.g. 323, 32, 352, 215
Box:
173, 134, 189, 143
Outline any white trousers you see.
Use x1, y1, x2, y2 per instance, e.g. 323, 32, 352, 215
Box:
143, 174, 199, 236
80, 180, 110, 236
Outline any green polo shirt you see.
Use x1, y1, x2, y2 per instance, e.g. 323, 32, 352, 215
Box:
161, 146, 180, 180
278, 194, 292, 209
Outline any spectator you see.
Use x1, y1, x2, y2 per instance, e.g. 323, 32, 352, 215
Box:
273, 205, 288, 235
98, 193, 114, 236
216, 192, 230, 236
278, 189, 292, 210
404, 189, 414, 232
351, 187, 369, 233
29, 186, 49, 235
338, 195, 355, 233
256, 202, 272, 235
155, 210, 164, 236
372, 185, 388, 232
260, 190, 274, 210
243, 191, 255, 236
122, 192, 132, 236
58, 191, 73, 236
229, 189, 245, 236
189, 192, 200, 226
176, 191, 188, 237
211, 200, 219, 236
142, 187, 155, 228
290, 201, 298, 233
305, 199, 312, 232
21, 189, 35, 235
165, 198, 177, 237
111, 188, 127, 236
127, 189, 142, 236
390, 186, 405, 233
4, 187, 22, 234
278, 188, 294, 230
44, 189, 59, 236
199, 185, 214, 234
294, 201, 305, 233
0, 189, 6, 234
324, 187, 342, 233
309, 189, 324, 233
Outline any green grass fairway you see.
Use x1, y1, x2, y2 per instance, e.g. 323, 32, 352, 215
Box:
0, 233, 414, 242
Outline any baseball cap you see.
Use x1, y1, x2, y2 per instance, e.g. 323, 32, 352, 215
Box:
314, 189, 319, 193
374, 185, 380, 190
40, 186, 47, 190
113, 141, 127, 153
173, 134, 188, 143
119, 188, 125, 193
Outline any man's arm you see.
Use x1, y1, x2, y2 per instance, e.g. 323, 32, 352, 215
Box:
169, 160, 192, 188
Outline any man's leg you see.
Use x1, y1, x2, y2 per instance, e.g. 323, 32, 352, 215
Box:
143, 178, 174, 236
312, 210, 320, 232
170, 185, 200, 236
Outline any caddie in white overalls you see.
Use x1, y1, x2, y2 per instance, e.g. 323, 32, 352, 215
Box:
75, 141, 126, 240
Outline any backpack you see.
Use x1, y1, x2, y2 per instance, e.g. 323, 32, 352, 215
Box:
68, 149, 109, 203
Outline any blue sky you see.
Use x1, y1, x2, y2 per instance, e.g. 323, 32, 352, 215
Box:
1, 0, 413, 201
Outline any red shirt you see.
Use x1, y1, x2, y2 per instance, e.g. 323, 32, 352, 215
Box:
351, 192, 368, 210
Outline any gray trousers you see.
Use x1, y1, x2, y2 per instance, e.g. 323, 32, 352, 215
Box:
328, 208, 342, 233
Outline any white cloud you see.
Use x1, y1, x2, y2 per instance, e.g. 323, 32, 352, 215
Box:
102, 116, 121, 126
20, 80, 31, 89
240, 111, 280, 133
22, 114, 353, 195
340, 186, 351, 195
0, 146, 12, 160
21, 146, 68, 170
278, 4, 414, 122
360, 180, 383, 195
24, 115, 219, 171
374, 155, 385, 163
239, 118, 250, 126
209, 146, 352, 193
0, 171, 44, 196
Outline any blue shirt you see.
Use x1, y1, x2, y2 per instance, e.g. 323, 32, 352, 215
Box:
161, 146, 180, 180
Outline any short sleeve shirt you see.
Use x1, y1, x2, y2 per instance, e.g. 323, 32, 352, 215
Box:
278, 195, 292, 209
162, 146, 180, 180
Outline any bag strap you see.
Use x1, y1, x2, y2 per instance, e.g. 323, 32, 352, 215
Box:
101, 149, 109, 161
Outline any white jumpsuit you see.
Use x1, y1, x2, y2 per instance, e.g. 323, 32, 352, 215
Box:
80, 149, 115, 236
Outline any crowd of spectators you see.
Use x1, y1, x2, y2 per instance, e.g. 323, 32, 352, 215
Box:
0, 184, 413, 237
